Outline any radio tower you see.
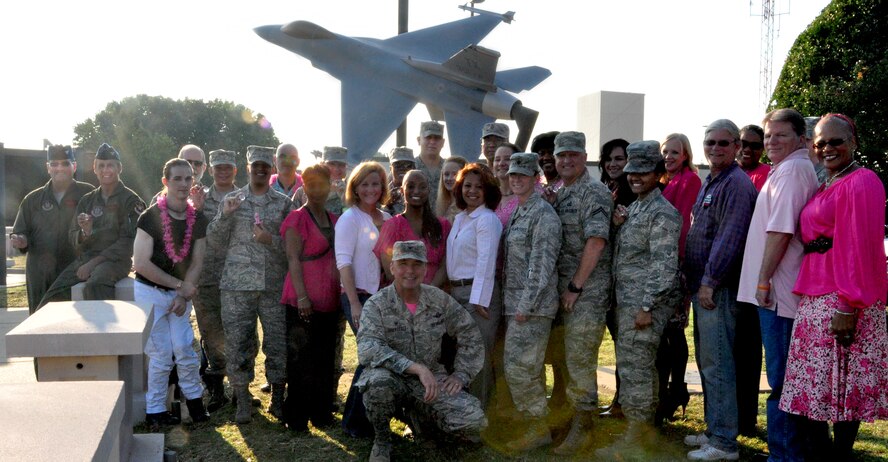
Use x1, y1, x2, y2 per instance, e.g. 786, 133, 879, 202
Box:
752, 0, 790, 108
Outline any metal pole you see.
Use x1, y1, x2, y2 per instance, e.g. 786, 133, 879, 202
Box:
1, 144, 7, 288
396, 0, 408, 147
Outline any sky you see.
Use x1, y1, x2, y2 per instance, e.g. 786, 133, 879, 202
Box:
0, 0, 830, 165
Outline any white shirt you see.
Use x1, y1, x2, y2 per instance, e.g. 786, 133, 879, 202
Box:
335, 206, 391, 294
446, 205, 503, 307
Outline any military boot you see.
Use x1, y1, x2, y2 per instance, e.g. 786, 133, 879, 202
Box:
368, 437, 393, 462
594, 421, 657, 459
506, 418, 552, 453
268, 383, 286, 420
234, 386, 252, 424
552, 410, 594, 455
185, 398, 210, 423
204, 375, 229, 413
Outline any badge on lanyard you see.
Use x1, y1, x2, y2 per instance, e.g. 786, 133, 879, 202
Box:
41, 200, 54, 211
91, 205, 104, 218
702, 194, 713, 208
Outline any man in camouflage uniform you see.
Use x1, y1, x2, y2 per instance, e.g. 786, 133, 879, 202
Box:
544, 132, 614, 455
39, 143, 145, 307
480, 122, 509, 166
358, 241, 486, 462
192, 149, 238, 411
207, 145, 295, 424
11, 145, 93, 313
597, 141, 682, 458
414, 121, 444, 205
383, 146, 414, 216
293, 146, 347, 215
501, 152, 562, 452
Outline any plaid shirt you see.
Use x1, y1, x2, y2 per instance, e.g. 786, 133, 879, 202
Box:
683, 162, 757, 293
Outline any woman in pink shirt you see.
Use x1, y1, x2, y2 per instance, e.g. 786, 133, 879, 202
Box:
375, 170, 451, 288
779, 114, 888, 459
655, 133, 702, 423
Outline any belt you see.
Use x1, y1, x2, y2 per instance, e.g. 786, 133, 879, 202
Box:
449, 278, 474, 287
803, 237, 833, 254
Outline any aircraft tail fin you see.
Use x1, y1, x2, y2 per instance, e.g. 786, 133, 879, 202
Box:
511, 102, 539, 152
495, 66, 552, 93
442, 45, 500, 85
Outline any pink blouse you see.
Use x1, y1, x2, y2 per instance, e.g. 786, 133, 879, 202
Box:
280, 207, 340, 312
793, 169, 887, 309
662, 166, 702, 259
373, 215, 452, 284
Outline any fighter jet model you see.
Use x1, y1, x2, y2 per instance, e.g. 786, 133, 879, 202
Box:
254, 8, 550, 163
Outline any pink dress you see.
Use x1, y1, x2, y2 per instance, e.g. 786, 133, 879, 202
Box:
662, 166, 702, 259
780, 168, 888, 422
373, 215, 452, 285
280, 207, 340, 312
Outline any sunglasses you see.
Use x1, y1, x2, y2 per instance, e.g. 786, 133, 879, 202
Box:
704, 139, 735, 147
813, 138, 847, 150
48, 161, 72, 167
741, 141, 764, 150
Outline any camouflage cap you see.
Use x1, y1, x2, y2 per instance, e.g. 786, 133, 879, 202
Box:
388, 146, 415, 164
323, 146, 348, 164
47, 145, 74, 162
481, 122, 509, 140
95, 143, 121, 161
623, 140, 662, 174
805, 116, 821, 139
420, 121, 444, 138
246, 145, 275, 166
507, 152, 541, 176
554, 131, 586, 155
209, 149, 237, 167
392, 240, 428, 262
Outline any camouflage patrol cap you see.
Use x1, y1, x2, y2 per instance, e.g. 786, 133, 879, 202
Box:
507, 152, 541, 176
95, 143, 121, 161
209, 149, 237, 167
388, 147, 416, 164
392, 240, 428, 262
323, 146, 348, 164
482, 122, 509, 140
554, 131, 586, 155
246, 145, 275, 166
47, 145, 74, 162
420, 121, 444, 138
623, 140, 662, 174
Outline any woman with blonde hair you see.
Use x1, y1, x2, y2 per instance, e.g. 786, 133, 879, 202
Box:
435, 156, 468, 221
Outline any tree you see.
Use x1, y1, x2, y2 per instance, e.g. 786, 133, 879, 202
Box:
74, 95, 279, 200
770, 0, 888, 182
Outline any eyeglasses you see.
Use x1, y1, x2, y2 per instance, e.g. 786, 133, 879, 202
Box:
48, 161, 72, 167
741, 141, 764, 150
704, 139, 735, 147
813, 138, 847, 150
187, 160, 205, 167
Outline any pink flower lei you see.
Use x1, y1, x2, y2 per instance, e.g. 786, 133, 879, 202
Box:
157, 194, 196, 264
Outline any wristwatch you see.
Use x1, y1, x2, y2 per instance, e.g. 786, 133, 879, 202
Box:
641, 306, 652, 313
567, 281, 583, 294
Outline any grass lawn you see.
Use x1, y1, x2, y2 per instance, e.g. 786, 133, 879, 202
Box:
1, 255, 27, 308
143, 324, 888, 461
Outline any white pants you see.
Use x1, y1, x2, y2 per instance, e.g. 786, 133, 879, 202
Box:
136, 281, 203, 414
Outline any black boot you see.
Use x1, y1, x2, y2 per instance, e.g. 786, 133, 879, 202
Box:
145, 410, 181, 430
204, 375, 229, 413
186, 398, 210, 423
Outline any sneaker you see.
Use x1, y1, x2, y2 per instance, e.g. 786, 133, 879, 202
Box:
687, 444, 739, 461
684, 433, 710, 447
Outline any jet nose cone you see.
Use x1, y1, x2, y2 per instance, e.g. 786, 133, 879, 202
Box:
282, 20, 336, 40
253, 24, 281, 42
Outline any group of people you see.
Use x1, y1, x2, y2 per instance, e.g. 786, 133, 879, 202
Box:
9, 109, 887, 461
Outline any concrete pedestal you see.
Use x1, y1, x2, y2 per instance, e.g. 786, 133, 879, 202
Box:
72, 276, 136, 301
5, 300, 154, 438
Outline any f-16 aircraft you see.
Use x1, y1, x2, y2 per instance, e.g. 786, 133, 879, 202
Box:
254, 7, 550, 163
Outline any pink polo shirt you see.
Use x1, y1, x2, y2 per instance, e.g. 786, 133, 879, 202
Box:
737, 149, 818, 318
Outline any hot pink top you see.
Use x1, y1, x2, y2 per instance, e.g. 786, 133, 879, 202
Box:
662, 166, 702, 259
793, 168, 887, 309
743, 163, 771, 192
280, 207, 340, 312
373, 215, 452, 285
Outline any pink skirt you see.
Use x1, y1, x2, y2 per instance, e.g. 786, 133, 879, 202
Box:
779, 292, 888, 422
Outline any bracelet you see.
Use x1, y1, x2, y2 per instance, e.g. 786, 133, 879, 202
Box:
834, 310, 854, 316
756, 284, 771, 291
176, 280, 183, 289
298, 296, 309, 302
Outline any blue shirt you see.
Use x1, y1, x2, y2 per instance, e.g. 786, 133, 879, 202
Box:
684, 162, 757, 293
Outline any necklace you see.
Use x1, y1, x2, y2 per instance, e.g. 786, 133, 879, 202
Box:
825, 161, 857, 188
157, 195, 196, 264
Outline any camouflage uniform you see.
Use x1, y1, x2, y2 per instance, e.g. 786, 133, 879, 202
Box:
413, 156, 441, 206
357, 284, 487, 441
554, 170, 614, 411
502, 191, 562, 418
207, 186, 295, 387
383, 180, 406, 216
39, 180, 145, 306
613, 187, 682, 423
12, 179, 93, 313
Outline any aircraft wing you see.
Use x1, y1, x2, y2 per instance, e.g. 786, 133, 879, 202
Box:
382, 14, 504, 62
443, 110, 494, 161
341, 79, 417, 164
494, 66, 552, 93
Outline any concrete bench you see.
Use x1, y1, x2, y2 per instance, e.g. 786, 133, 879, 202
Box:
72, 276, 136, 301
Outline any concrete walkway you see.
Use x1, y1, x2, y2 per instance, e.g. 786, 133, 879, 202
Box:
0, 307, 35, 383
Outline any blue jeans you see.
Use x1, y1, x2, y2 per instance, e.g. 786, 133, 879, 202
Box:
758, 306, 804, 461
692, 287, 739, 453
